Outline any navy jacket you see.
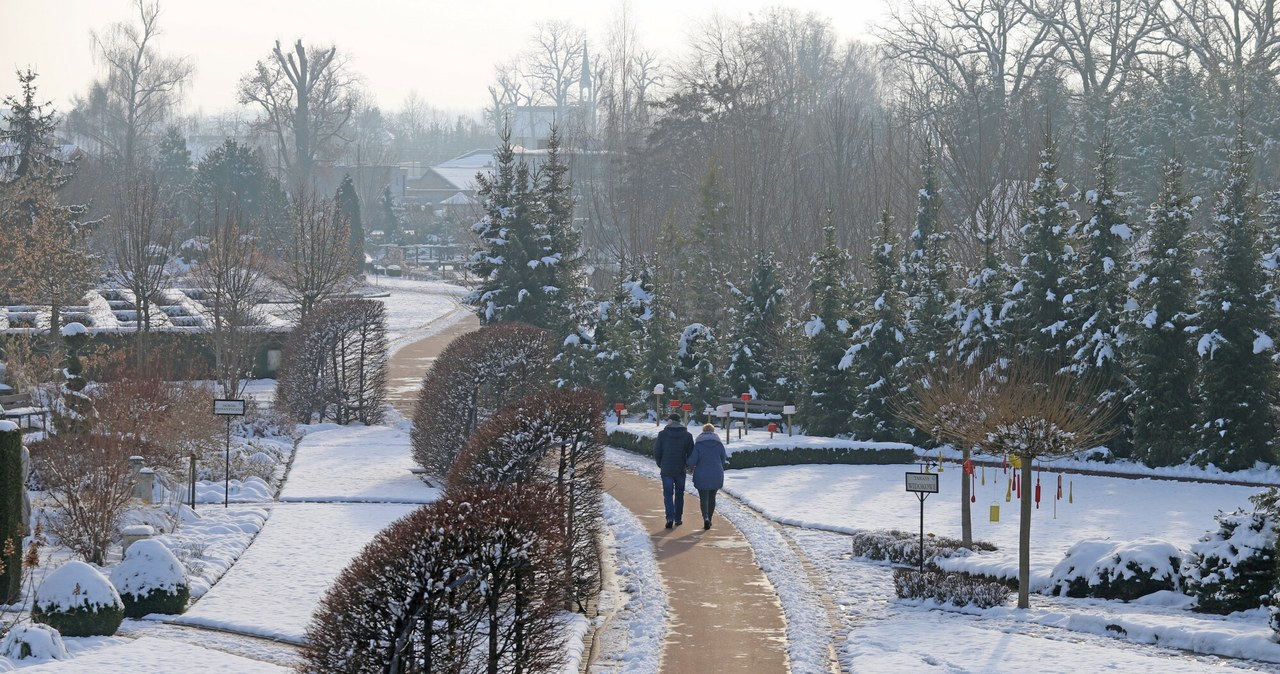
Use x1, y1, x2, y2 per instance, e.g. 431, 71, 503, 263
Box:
688, 431, 728, 491
653, 423, 694, 477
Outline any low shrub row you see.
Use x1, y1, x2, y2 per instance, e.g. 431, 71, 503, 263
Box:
893, 568, 1011, 608
850, 529, 996, 568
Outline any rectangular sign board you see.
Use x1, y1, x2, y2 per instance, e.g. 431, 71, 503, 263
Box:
213, 399, 247, 416
905, 472, 939, 494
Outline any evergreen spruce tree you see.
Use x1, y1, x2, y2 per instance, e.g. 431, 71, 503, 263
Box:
1129, 158, 1201, 466
1071, 140, 1135, 455
675, 323, 719, 414
154, 125, 192, 198
903, 141, 955, 368
1196, 130, 1278, 470
842, 212, 909, 442
336, 174, 364, 273
802, 221, 856, 437
593, 268, 647, 406
682, 164, 734, 332
378, 185, 402, 240
949, 214, 1014, 367
723, 253, 785, 399
1011, 135, 1076, 365
0, 69, 71, 185
466, 130, 540, 325
636, 262, 678, 397
535, 128, 590, 342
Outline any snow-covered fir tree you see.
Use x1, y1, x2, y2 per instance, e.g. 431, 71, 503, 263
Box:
802, 221, 856, 437
681, 164, 734, 333
1070, 141, 1135, 454
1195, 130, 1278, 470
467, 130, 536, 324
535, 128, 590, 342
675, 323, 719, 413
724, 253, 785, 399
634, 261, 678, 395
592, 265, 654, 406
842, 212, 909, 442
336, 174, 363, 271
1128, 158, 1201, 467
949, 214, 1014, 367
1011, 135, 1077, 365
902, 141, 955, 368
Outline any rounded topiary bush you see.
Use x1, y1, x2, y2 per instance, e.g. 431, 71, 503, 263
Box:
0, 623, 69, 662
32, 561, 125, 637
1183, 509, 1275, 615
109, 539, 190, 618
1049, 538, 1183, 601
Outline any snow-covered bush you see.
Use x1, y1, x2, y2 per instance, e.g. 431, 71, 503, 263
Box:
32, 561, 125, 637
277, 299, 388, 425
1049, 538, 1183, 601
1183, 508, 1276, 615
411, 323, 553, 478
850, 529, 996, 568
0, 623, 68, 661
893, 568, 1010, 608
110, 539, 190, 618
302, 484, 565, 673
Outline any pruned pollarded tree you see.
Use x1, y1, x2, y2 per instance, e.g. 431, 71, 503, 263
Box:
302, 484, 566, 673
898, 358, 1113, 608
277, 299, 387, 425
411, 323, 554, 479
238, 39, 356, 191
448, 388, 605, 611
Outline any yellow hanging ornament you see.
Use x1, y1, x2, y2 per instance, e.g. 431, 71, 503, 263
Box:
937, 449, 944, 471
1010, 454, 1022, 469
1005, 478, 1012, 502
1069, 480, 1074, 504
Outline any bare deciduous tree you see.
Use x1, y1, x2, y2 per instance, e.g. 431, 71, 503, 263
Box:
107, 169, 177, 362
193, 206, 270, 398
70, 0, 193, 169
238, 39, 357, 190
273, 189, 356, 321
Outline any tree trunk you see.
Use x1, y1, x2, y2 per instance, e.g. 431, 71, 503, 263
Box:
960, 446, 972, 548
1018, 456, 1032, 609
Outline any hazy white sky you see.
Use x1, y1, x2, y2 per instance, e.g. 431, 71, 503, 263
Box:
0, 0, 887, 117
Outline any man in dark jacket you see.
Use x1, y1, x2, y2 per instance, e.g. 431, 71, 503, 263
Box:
653, 413, 694, 528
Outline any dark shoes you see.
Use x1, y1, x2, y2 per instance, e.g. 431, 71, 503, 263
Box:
704, 519, 711, 530
665, 520, 673, 529
675, 520, 682, 526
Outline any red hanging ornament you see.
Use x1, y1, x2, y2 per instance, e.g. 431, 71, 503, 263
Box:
1015, 473, 1021, 499
1035, 476, 1042, 509
1002, 454, 1008, 473
971, 473, 977, 502
963, 459, 974, 475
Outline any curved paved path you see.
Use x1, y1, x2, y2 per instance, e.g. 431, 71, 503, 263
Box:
386, 307, 792, 673
602, 465, 790, 672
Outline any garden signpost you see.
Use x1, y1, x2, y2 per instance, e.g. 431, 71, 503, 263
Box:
905, 471, 939, 572
213, 399, 246, 508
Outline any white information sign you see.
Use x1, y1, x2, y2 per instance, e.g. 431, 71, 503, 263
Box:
213, 399, 247, 416
905, 472, 939, 494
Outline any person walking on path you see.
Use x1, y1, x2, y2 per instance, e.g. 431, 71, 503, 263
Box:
653, 413, 694, 528
688, 423, 729, 530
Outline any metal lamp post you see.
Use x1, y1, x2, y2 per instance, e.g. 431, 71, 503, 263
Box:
653, 384, 665, 426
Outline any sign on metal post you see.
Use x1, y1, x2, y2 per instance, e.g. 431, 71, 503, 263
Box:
905, 471, 939, 572
213, 399, 246, 508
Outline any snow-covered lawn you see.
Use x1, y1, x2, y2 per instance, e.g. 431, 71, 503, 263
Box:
15, 636, 287, 672
365, 275, 469, 355
169, 501, 418, 642
280, 422, 440, 503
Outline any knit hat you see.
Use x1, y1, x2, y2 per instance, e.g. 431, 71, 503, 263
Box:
702, 423, 716, 432
666, 413, 682, 422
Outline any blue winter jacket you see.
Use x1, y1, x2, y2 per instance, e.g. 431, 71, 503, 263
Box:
653, 423, 694, 477
687, 431, 728, 491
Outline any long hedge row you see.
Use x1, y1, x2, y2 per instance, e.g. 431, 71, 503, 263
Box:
607, 429, 916, 469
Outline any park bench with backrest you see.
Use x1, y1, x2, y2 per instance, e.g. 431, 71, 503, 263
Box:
716, 396, 790, 427
0, 392, 49, 432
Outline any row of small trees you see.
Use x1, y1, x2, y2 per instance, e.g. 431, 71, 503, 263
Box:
304, 323, 605, 672
277, 299, 388, 425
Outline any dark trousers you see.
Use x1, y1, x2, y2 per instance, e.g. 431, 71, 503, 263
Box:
662, 473, 685, 522
699, 489, 718, 522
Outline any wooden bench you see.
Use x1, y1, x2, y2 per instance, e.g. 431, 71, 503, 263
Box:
0, 393, 49, 432
716, 396, 791, 426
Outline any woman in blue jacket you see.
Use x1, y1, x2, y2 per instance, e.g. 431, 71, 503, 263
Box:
688, 423, 728, 530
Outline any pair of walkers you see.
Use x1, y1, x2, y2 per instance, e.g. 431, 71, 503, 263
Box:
652, 414, 728, 530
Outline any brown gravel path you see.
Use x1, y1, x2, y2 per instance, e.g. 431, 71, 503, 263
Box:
603, 465, 790, 673
385, 310, 480, 417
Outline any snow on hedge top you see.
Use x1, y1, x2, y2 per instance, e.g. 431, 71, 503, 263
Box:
59, 322, 87, 337
110, 539, 187, 596
35, 561, 123, 612
1049, 538, 1182, 591
0, 421, 17, 433
0, 623, 69, 661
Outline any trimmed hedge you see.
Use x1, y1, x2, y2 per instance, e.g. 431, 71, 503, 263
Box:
893, 568, 1011, 608
851, 529, 996, 568
119, 586, 190, 619
0, 428, 22, 603
607, 430, 915, 469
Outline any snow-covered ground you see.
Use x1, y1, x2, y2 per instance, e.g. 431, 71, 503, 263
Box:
17, 637, 287, 672
587, 494, 669, 674
279, 422, 441, 503
364, 275, 469, 356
